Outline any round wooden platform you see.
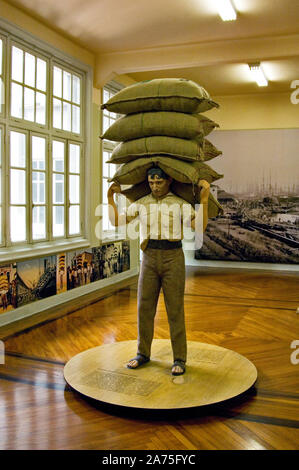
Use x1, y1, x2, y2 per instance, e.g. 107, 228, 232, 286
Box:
64, 340, 257, 410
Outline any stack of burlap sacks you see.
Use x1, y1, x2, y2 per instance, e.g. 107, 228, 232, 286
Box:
101, 78, 224, 218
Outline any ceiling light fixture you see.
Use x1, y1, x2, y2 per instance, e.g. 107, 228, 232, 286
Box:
248, 63, 268, 87
216, 0, 237, 21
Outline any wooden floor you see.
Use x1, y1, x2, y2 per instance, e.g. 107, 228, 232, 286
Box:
0, 266, 298, 450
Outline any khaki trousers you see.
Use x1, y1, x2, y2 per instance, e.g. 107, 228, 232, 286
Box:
137, 247, 187, 362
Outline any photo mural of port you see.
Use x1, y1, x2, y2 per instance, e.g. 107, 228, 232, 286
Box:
195, 129, 299, 263
0, 240, 130, 314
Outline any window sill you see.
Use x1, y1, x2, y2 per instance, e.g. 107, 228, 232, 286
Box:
0, 237, 91, 263
101, 231, 127, 244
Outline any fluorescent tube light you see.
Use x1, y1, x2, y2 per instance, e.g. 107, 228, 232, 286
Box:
216, 0, 237, 21
248, 63, 268, 87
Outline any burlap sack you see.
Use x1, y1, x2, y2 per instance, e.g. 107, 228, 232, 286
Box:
108, 156, 223, 185
120, 181, 223, 218
202, 139, 222, 161
101, 111, 219, 142
108, 136, 203, 164
101, 78, 219, 115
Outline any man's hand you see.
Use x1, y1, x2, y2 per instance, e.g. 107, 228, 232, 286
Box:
198, 179, 210, 204
108, 182, 121, 197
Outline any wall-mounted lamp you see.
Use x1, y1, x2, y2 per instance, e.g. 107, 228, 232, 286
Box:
216, 0, 237, 21
248, 63, 268, 87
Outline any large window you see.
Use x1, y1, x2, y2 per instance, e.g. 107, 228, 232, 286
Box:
102, 84, 126, 234
0, 27, 87, 251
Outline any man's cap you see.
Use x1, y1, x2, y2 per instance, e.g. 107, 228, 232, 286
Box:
147, 167, 169, 180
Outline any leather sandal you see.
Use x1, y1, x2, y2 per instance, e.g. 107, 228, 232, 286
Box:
172, 359, 186, 376
127, 353, 150, 369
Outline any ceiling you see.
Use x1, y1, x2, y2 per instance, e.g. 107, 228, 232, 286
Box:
5, 0, 299, 94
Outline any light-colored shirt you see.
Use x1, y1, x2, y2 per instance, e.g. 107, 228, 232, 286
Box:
124, 191, 196, 251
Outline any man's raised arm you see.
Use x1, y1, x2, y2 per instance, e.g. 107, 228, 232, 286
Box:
190, 179, 210, 233
107, 183, 138, 226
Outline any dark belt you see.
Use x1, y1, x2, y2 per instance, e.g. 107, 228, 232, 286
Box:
147, 239, 182, 250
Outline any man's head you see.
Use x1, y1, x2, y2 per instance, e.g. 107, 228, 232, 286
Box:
147, 167, 172, 198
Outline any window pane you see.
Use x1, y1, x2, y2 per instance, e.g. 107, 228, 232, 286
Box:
32, 206, 46, 240
63, 102, 71, 131
52, 140, 64, 172
69, 205, 80, 235
103, 153, 112, 177
10, 131, 26, 168
102, 178, 109, 204
11, 46, 23, 83
69, 175, 79, 204
24, 87, 35, 121
69, 144, 80, 173
36, 92, 46, 124
24, 52, 35, 87
72, 105, 80, 133
53, 98, 62, 129
72, 75, 80, 104
32, 172, 45, 203
103, 115, 110, 133
63, 71, 71, 101
36, 58, 46, 91
102, 204, 110, 231
103, 89, 110, 103
53, 66, 62, 97
53, 173, 64, 203
53, 206, 64, 237
10, 206, 26, 242
32, 135, 45, 170
11, 82, 23, 118
10, 169, 26, 204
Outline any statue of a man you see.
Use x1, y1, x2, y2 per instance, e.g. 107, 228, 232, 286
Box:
108, 167, 210, 375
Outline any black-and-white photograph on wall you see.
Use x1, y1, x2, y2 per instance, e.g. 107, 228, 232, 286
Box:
195, 129, 299, 264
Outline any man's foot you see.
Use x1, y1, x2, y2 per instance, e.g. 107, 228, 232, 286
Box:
172, 360, 186, 376
127, 353, 150, 369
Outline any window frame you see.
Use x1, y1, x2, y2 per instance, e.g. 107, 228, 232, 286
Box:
0, 18, 92, 262
9, 39, 50, 131
30, 130, 49, 243
51, 60, 84, 139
